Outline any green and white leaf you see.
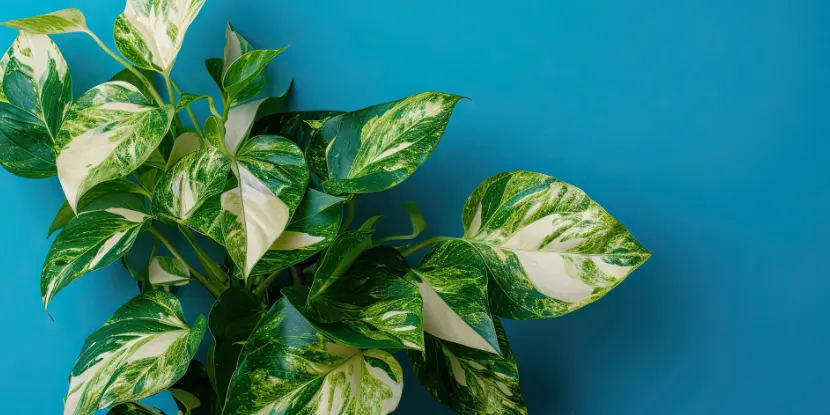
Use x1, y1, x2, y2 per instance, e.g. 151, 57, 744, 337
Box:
222, 47, 286, 105
411, 240, 501, 354
307, 246, 424, 351
64, 291, 206, 415
176, 93, 209, 111
48, 178, 148, 237
148, 256, 190, 286
462, 171, 651, 319
0, 32, 72, 178
107, 402, 166, 415
41, 207, 150, 308
251, 188, 344, 276
204, 58, 223, 93
114, 0, 206, 72
223, 295, 403, 415
223, 23, 254, 72
321, 92, 462, 194
55, 81, 173, 211
223, 96, 285, 155
152, 147, 230, 222
1, 8, 88, 34
170, 361, 216, 415
167, 131, 202, 167
410, 318, 526, 415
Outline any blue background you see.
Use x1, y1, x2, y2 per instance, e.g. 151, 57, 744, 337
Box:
1, 1, 828, 413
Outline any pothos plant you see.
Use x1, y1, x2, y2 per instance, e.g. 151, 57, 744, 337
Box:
0, 2, 650, 415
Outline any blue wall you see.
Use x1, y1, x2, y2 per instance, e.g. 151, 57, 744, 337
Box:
1, 1, 828, 413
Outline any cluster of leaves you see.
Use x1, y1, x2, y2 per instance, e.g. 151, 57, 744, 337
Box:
0, 3, 650, 415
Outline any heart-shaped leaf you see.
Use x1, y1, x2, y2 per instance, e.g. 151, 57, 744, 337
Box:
148, 256, 190, 287
321, 92, 462, 195
0, 8, 88, 34
462, 171, 651, 319
64, 291, 205, 415
409, 318, 526, 415
0, 32, 72, 178
48, 178, 148, 237
222, 48, 286, 105
223, 294, 403, 415
56, 81, 173, 211
114, 0, 206, 72
152, 147, 230, 222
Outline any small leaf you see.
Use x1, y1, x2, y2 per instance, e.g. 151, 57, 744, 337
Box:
107, 402, 166, 415
310, 230, 374, 296
409, 318, 527, 415
149, 256, 190, 287
114, 0, 206, 72
176, 93, 210, 111
203, 115, 225, 150
321, 92, 463, 194
222, 48, 287, 103
55, 81, 174, 211
167, 131, 202, 167
223, 294, 403, 415
64, 291, 206, 415
41, 207, 150, 309
47, 178, 147, 237
152, 147, 231, 222
170, 361, 216, 415
461, 171, 651, 319
223, 23, 254, 72
403, 201, 427, 237
205, 58, 224, 93
0, 8, 88, 34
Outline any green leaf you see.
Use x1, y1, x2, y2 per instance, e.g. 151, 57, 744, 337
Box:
167, 131, 202, 167
321, 92, 462, 194
48, 178, 148, 237
310, 229, 374, 292
186, 135, 308, 279
0, 8, 88, 34
170, 361, 216, 415
223, 294, 404, 415
41, 207, 150, 309
223, 23, 254, 72
409, 318, 526, 415
203, 115, 224, 150
251, 188, 344, 276
55, 81, 174, 211
223, 98, 283, 155
148, 256, 190, 287
64, 290, 206, 415
176, 93, 209, 111
307, 246, 424, 351
113, 0, 206, 72
204, 58, 223, 94
222, 48, 286, 104
109, 67, 155, 104
208, 287, 265, 405
107, 402, 166, 415
0, 32, 72, 178
462, 171, 651, 319
151, 147, 230, 222
410, 240, 501, 354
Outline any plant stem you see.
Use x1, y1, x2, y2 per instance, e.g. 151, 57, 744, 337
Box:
399, 236, 456, 257
85, 30, 164, 106
288, 266, 301, 285
254, 271, 280, 297
340, 197, 358, 232
148, 227, 223, 297
178, 225, 227, 282
221, 98, 231, 123
170, 80, 205, 137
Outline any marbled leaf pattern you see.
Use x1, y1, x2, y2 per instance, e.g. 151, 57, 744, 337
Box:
0, 8, 88, 34
64, 291, 205, 415
321, 92, 462, 194
41, 207, 150, 309
55, 81, 173, 211
148, 256, 191, 287
114, 0, 206, 72
410, 318, 526, 415
462, 171, 651, 319
0, 32, 72, 178
48, 178, 148, 237
222, 48, 286, 104
223, 295, 404, 415
151, 147, 230, 222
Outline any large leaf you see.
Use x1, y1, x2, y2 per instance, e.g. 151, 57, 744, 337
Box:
48, 178, 148, 237
107, 403, 166, 415
186, 135, 308, 278
0, 8, 88, 34
114, 0, 206, 72
321, 92, 462, 194
148, 256, 190, 287
250, 188, 344, 276
170, 361, 216, 415
0, 32, 72, 178
410, 240, 501, 354
41, 207, 150, 309
223, 295, 404, 415
55, 81, 173, 211
222, 48, 286, 104
307, 246, 424, 351
64, 291, 206, 415
409, 318, 526, 415
462, 171, 651, 319
151, 147, 230, 222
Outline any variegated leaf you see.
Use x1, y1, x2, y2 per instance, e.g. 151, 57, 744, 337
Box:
307, 245, 424, 351
223, 23, 254, 72
107, 402, 166, 415
222, 47, 286, 104
176, 93, 209, 111
151, 147, 230, 222
41, 207, 150, 308
56, 81, 174, 212
114, 0, 206, 72
462, 171, 651, 319
410, 318, 526, 415
167, 132, 202, 167
149, 256, 190, 286
48, 178, 148, 237
0, 8, 88, 34
223, 97, 283, 155
410, 240, 500, 354
170, 361, 216, 415
186, 135, 308, 279
65, 291, 205, 415
109, 67, 155, 103
204, 58, 223, 93
223, 294, 404, 415
0, 32, 72, 178
251, 188, 344, 276
321, 92, 462, 194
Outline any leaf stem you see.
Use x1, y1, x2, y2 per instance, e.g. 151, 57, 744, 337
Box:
170, 80, 205, 136
289, 266, 301, 285
148, 227, 223, 297
399, 236, 456, 257
178, 225, 227, 282
340, 197, 359, 232
84, 30, 164, 106
254, 271, 281, 297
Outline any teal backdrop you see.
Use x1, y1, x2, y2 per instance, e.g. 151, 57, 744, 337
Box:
1, 1, 828, 414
